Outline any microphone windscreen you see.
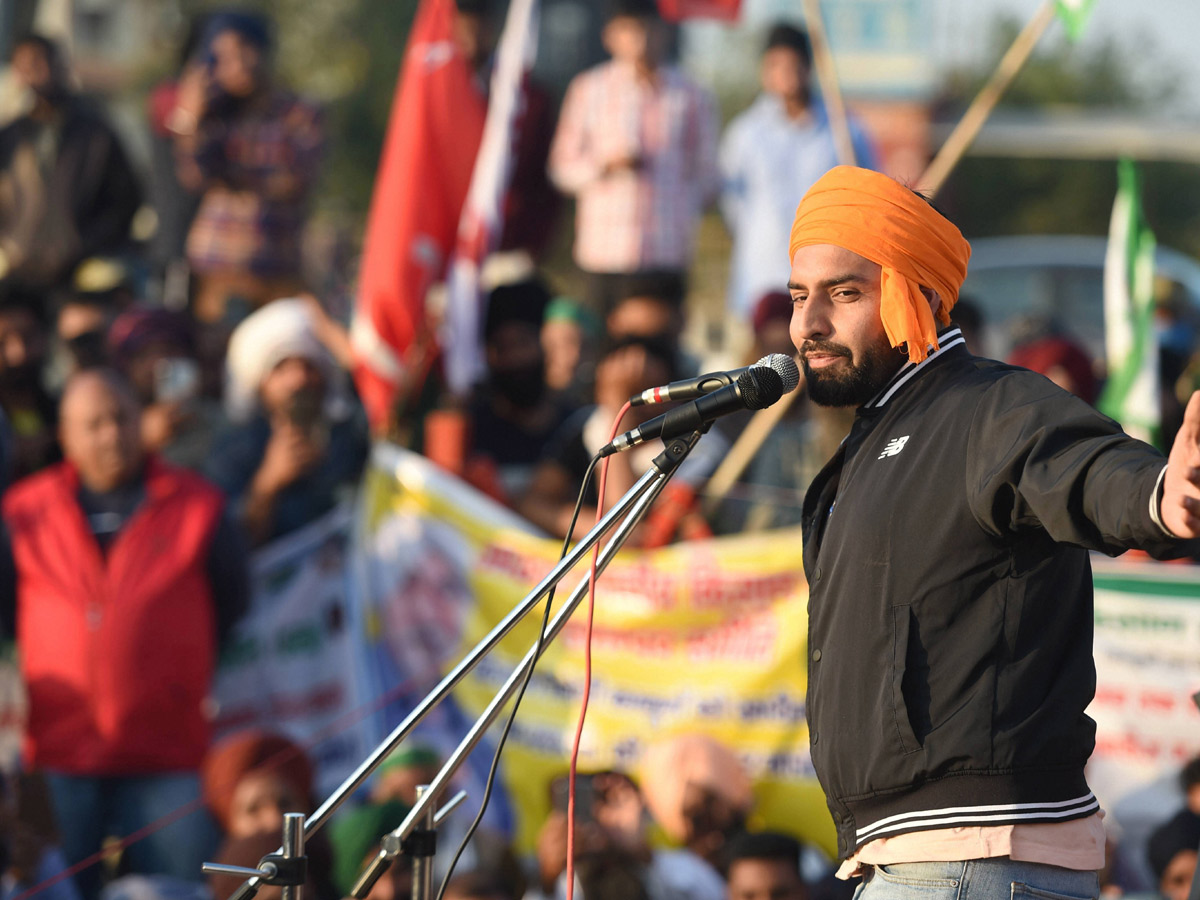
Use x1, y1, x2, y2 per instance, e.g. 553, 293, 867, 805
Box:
755, 353, 801, 395
737, 367, 784, 410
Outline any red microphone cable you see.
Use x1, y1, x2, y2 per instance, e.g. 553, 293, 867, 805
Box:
564, 400, 631, 900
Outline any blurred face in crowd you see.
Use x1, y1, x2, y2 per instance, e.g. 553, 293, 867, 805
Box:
542, 318, 585, 392
1161, 849, 1198, 900
606, 296, 680, 344
0, 308, 47, 389
227, 771, 305, 840
486, 322, 547, 408
59, 372, 143, 492
211, 29, 263, 98
755, 318, 795, 361
10, 42, 59, 98
727, 859, 807, 900
761, 47, 808, 103
603, 15, 658, 68
789, 244, 914, 408
371, 760, 441, 807
259, 356, 326, 419
124, 341, 195, 405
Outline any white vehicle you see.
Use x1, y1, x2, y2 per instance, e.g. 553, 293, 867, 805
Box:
960, 235, 1200, 362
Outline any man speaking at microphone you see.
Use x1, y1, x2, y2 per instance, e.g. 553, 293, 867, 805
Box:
788, 166, 1200, 898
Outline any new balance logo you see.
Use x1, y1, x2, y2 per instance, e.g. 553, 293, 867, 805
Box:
878, 436, 910, 459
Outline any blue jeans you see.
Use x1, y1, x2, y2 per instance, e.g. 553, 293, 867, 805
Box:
853, 859, 1101, 900
43, 771, 219, 900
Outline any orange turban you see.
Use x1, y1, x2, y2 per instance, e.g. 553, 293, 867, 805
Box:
202, 730, 314, 831
788, 166, 971, 363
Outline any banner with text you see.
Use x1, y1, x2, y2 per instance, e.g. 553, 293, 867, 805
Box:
352, 445, 830, 853
1088, 558, 1200, 830
189, 447, 1200, 855
213, 506, 373, 799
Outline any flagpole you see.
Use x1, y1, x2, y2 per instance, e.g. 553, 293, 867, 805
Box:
801, 0, 856, 166
706, 0, 852, 506
919, 0, 1056, 197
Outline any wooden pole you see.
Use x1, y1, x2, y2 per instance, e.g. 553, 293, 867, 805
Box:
801, 0, 856, 166
703, 371, 802, 513
919, 0, 1057, 197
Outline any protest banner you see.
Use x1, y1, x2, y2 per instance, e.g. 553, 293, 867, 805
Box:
353, 444, 832, 854
1088, 557, 1200, 838
213, 505, 373, 799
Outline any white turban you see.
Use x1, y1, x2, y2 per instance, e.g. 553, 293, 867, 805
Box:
224, 298, 338, 422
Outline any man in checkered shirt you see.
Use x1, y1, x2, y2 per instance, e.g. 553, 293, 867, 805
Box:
548, 0, 719, 314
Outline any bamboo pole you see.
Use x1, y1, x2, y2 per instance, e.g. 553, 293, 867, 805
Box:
703, 369, 802, 514
703, 0, 856, 510
919, 0, 1057, 197
801, 0, 856, 166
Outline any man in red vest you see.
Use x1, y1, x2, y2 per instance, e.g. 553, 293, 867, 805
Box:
0, 368, 249, 898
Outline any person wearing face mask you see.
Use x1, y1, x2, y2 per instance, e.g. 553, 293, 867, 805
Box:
0, 35, 141, 300
204, 297, 367, 546
168, 12, 324, 325
466, 278, 574, 504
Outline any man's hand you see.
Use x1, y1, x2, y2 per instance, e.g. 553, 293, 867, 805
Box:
252, 423, 324, 497
1161, 391, 1200, 537
170, 62, 211, 134
595, 343, 654, 412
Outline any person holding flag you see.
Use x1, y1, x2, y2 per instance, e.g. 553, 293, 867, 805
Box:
786, 165, 1200, 897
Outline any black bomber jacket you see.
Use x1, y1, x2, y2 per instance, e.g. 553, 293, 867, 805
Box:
800, 326, 1185, 860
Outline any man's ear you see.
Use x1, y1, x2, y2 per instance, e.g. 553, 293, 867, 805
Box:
919, 286, 942, 319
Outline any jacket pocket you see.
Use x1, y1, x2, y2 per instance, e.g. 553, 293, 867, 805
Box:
892, 605, 930, 755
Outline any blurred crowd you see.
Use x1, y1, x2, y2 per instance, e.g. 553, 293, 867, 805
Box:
0, 0, 1193, 899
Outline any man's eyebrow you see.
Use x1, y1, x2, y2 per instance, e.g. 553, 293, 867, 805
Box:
787, 273, 871, 291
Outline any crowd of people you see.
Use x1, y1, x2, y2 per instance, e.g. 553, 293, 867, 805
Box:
0, 0, 1192, 899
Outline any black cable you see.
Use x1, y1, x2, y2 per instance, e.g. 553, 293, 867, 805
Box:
434, 454, 602, 900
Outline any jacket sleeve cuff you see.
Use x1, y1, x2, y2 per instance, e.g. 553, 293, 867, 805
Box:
1149, 464, 1178, 538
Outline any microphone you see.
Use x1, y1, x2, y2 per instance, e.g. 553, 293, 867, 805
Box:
629, 353, 800, 405
599, 366, 787, 458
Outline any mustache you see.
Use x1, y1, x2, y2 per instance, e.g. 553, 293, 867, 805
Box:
799, 341, 852, 359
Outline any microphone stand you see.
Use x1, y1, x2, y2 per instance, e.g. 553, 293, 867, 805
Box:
206, 430, 707, 900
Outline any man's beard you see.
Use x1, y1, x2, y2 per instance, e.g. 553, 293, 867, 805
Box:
800, 338, 906, 408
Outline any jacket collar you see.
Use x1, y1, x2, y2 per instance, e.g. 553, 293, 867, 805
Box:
59, 454, 171, 500
861, 326, 967, 410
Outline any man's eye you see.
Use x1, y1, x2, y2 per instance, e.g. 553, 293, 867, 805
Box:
833, 289, 859, 301
791, 294, 806, 305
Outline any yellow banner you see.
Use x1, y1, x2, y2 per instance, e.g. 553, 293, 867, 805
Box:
355, 445, 833, 856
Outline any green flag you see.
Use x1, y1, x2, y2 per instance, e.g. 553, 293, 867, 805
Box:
1055, 0, 1096, 41
1098, 158, 1159, 447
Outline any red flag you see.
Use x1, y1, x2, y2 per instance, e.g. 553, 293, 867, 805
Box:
443, 0, 540, 394
352, 0, 487, 431
656, 0, 742, 21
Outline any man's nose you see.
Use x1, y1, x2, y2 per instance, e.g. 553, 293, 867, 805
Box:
792, 295, 831, 342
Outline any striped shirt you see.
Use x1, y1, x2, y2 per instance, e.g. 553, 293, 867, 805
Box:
549, 61, 719, 274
